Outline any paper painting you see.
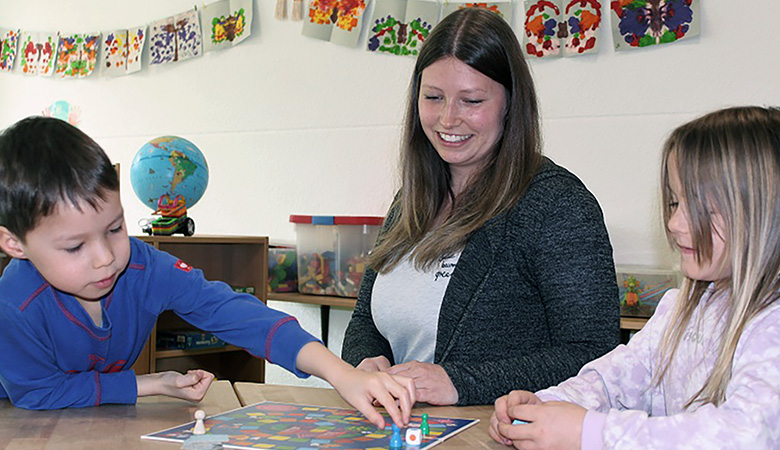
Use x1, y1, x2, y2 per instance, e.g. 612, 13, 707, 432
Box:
19, 31, 58, 76
302, 0, 368, 47
441, 1, 513, 21
103, 26, 146, 76
200, 0, 253, 52
56, 33, 100, 78
561, 0, 601, 56
0, 28, 20, 72
150, 8, 203, 65
611, 0, 698, 51
367, 0, 439, 57
523, 0, 563, 58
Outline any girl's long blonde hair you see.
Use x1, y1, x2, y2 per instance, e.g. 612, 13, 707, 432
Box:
656, 106, 780, 407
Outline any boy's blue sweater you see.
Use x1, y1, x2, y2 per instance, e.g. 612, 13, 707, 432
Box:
0, 237, 317, 409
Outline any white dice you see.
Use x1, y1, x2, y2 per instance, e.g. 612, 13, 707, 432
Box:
405, 427, 422, 446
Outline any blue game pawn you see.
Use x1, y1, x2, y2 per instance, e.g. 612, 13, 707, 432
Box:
389, 423, 403, 449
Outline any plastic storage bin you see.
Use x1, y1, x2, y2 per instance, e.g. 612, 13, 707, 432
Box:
290, 215, 383, 297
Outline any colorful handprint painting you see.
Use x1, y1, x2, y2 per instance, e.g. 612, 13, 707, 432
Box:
367, 0, 439, 57
0, 28, 20, 72
302, 0, 368, 47
150, 9, 203, 65
19, 31, 58, 76
55, 33, 100, 78
610, 0, 698, 51
561, 0, 602, 56
200, 0, 253, 53
523, 0, 562, 58
103, 27, 146, 76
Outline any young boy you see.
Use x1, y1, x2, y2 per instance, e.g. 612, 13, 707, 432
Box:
0, 117, 414, 428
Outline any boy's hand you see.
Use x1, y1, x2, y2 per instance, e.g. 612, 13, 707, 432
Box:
386, 361, 457, 405
356, 355, 392, 372
489, 390, 542, 446
493, 399, 586, 450
295, 342, 415, 429
329, 367, 416, 429
137, 369, 215, 402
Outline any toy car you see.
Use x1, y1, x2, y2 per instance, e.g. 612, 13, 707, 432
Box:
142, 194, 195, 236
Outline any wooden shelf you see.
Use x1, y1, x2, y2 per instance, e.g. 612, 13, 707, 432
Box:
268, 292, 357, 308
155, 345, 244, 359
132, 235, 268, 383
620, 316, 648, 331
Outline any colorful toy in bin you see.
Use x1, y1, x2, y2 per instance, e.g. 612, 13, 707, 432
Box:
268, 246, 298, 293
617, 267, 680, 318
290, 215, 383, 297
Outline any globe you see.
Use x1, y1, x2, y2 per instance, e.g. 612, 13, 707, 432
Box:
130, 136, 209, 211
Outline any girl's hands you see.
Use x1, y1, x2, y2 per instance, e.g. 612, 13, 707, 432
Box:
137, 369, 215, 402
490, 391, 585, 450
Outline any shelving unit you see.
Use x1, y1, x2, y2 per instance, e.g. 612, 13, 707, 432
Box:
268, 292, 649, 345
132, 235, 269, 383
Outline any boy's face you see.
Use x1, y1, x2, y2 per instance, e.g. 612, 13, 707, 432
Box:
5, 190, 130, 301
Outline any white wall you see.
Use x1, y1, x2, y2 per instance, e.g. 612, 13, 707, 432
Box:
1, 1, 779, 386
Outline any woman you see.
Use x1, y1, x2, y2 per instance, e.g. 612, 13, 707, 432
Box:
342, 7, 619, 406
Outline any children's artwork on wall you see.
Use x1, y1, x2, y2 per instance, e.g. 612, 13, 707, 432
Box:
441, 1, 513, 21
103, 27, 146, 76
0, 28, 20, 72
367, 0, 439, 57
523, 0, 563, 58
19, 31, 58, 76
302, 0, 368, 47
610, 0, 698, 51
150, 9, 203, 65
55, 33, 100, 78
561, 0, 601, 56
200, 0, 253, 52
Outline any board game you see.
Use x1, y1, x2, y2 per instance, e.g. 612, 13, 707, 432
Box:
142, 401, 479, 449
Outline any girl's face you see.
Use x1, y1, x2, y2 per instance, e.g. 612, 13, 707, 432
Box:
667, 159, 731, 283
418, 57, 507, 192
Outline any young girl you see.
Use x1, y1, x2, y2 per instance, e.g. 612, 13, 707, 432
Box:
489, 106, 780, 449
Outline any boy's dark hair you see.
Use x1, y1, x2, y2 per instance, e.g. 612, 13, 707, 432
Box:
0, 116, 119, 240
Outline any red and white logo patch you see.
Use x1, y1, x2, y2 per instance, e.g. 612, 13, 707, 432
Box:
175, 259, 193, 272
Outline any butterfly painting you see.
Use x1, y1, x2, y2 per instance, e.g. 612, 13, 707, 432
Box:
0, 28, 19, 72
303, 0, 369, 46
560, 0, 601, 56
610, 0, 698, 51
523, 0, 562, 58
367, 0, 439, 57
56, 33, 100, 78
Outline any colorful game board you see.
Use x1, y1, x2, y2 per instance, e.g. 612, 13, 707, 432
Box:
142, 401, 479, 449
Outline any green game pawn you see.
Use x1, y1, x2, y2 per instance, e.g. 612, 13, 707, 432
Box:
421, 413, 430, 435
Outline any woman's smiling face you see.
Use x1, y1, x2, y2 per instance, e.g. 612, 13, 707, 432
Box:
418, 57, 507, 190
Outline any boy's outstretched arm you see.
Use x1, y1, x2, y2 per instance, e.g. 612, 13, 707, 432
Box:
136, 369, 215, 402
295, 341, 416, 428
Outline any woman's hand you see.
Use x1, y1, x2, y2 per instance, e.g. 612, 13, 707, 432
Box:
136, 369, 215, 402
386, 361, 458, 405
356, 355, 392, 372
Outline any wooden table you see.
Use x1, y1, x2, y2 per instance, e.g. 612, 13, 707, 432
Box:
0, 380, 240, 450
233, 382, 505, 449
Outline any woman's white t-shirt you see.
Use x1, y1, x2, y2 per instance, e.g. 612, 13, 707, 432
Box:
371, 252, 460, 363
